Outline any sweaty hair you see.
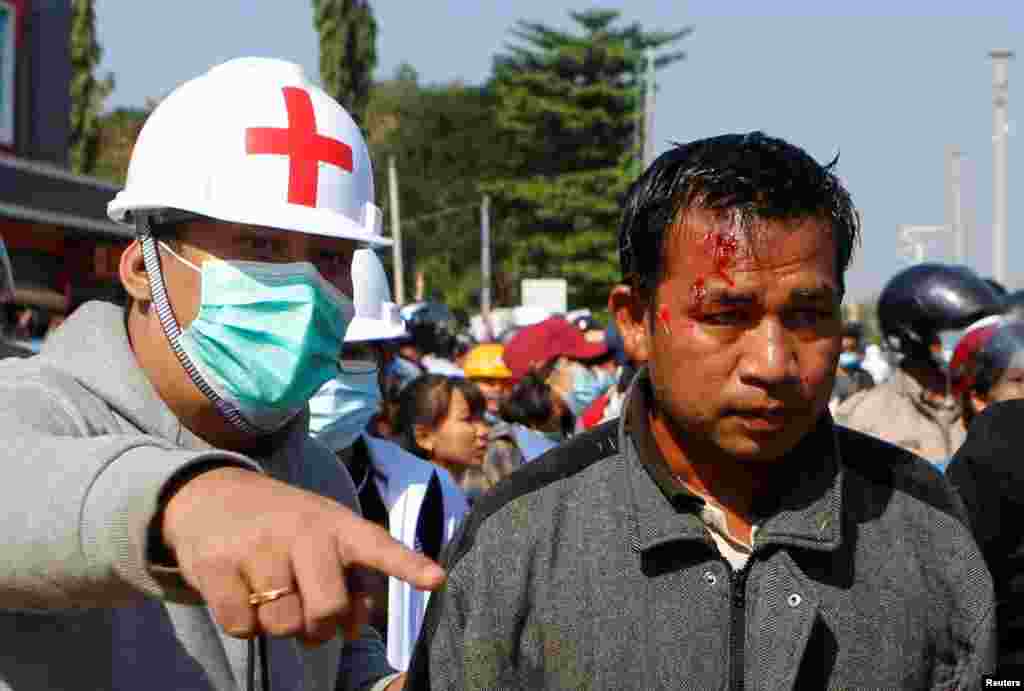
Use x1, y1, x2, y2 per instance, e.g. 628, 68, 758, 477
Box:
618, 131, 860, 302
396, 374, 487, 460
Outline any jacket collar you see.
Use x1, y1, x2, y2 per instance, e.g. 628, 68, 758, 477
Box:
891, 367, 963, 426
618, 367, 844, 556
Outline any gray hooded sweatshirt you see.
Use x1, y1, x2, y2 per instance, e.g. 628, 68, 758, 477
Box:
0, 301, 394, 690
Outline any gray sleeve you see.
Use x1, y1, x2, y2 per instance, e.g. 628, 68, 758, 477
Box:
337, 625, 397, 691
0, 377, 260, 610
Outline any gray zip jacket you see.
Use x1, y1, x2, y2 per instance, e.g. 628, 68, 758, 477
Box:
0, 301, 394, 690
407, 371, 995, 690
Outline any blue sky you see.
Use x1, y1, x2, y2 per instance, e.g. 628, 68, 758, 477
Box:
95, 1, 1022, 302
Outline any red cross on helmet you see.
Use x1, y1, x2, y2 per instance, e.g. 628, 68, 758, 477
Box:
107, 57, 387, 247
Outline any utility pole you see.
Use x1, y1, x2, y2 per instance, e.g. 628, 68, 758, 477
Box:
990, 50, 1013, 286
480, 195, 492, 319
947, 148, 965, 264
899, 224, 948, 265
387, 155, 405, 304
643, 47, 656, 168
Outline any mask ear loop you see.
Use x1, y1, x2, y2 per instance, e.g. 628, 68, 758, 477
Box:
135, 214, 264, 436
158, 241, 202, 273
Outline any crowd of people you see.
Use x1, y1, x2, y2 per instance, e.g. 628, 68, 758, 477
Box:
2, 55, 1024, 690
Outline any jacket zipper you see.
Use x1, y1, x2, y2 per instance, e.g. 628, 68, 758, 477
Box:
730, 562, 752, 691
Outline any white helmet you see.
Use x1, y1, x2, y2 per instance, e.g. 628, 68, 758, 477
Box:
108, 57, 388, 246
346, 249, 406, 342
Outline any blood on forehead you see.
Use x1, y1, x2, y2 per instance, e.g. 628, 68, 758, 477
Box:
665, 208, 833, 314
678, 210, 750, 311
690, 230, 741, 307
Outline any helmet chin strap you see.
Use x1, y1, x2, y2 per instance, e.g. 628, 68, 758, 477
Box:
134, 214, 264, 437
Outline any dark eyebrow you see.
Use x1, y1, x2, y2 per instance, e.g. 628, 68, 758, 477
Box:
789, 286, 839, 304
698, 285, 839, 308
702, 288, 757, 307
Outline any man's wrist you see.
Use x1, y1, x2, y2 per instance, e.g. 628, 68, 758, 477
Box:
148, 461, 255, 566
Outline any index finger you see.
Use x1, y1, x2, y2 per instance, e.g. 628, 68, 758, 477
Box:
334, 507, 447, 591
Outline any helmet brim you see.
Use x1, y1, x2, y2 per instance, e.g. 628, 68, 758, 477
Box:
109, 195, 392, 248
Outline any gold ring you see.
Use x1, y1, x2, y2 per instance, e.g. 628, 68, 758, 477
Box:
248, 587, 295, 607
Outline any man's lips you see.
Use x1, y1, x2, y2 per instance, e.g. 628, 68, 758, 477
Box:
729, 406, 799, 430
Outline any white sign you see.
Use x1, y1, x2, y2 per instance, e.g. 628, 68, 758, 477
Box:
0, 1, 15, 148
521, 278, 567, 315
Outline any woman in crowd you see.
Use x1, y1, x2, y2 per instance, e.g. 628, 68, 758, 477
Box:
395, 374, 490, 487
499, 365, 575, 443
502, 315, 617, 433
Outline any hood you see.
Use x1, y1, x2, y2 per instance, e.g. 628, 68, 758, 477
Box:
38, 301, 310, 456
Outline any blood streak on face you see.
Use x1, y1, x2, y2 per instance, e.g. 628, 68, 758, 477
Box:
707, 232, 739, 286
658, 304, 671, 326
690, 278, 707, 307
691, 229, 740, 312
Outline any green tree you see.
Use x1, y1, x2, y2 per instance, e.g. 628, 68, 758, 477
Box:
366, 68, 514, 313
92, 106, 151, 184
312, 0, 377, 125
69, 0, 114, 174
487, 9, 691, 311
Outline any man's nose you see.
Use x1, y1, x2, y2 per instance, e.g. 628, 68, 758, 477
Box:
737, 318, 798, 387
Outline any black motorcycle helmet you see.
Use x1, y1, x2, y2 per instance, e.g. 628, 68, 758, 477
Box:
985, 278, 1009, 297
1004, 290, 1024, 321
878, 263, 1005, 364
403, 301, 458, 359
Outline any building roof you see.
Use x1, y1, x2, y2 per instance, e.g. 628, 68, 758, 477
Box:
0, 154, 129, 238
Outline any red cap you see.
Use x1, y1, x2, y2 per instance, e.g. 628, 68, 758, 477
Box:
950, 316, 1004, 396
503, 316, 608, 380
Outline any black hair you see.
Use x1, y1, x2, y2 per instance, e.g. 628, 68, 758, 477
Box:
618, 131, 860, 303
395, 374, 487, 460
499, 362, 574, 438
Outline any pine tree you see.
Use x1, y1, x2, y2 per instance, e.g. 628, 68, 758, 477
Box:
487, 9, 691, 311
365, 67, 512, 311
69, 0, 114, 174
312, 0, 377, 125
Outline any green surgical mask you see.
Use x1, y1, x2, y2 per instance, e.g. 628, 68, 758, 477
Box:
162, 243, 354, 432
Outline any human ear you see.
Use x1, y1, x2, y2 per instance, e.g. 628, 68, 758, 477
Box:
969, 390, 989, 416
119, 240, 152, 303
414, 424, 435, 456
609, 283, 650, 364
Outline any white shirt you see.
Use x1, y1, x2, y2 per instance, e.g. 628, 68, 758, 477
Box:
361, 434, 469, 671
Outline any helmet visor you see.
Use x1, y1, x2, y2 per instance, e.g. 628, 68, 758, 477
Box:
0, 237, 14, 303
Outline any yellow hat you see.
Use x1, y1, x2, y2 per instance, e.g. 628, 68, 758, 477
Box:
463, 343, 513, 379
